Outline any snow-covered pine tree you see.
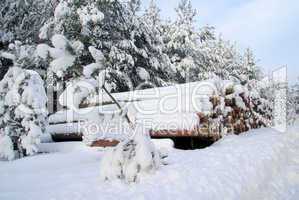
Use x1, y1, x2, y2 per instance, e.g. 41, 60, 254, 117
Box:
241, 48, 262, 82
0, 41, 13, 79
197, 37, 239, 81
131, 0, 174, 87
58, 41, 106, 110
0, 0, 53, 45
294, 79, 299, 115
0, 40, 51, 82
287, 78, 299, 124
39, 0, 174, 92
164, 0, 199, 83
36, 33, 105, 112
0, 67, 48, 160
39, 0, 83, 41
99, 0, 173, 90
36, 34, 83, 87
38, 0, 131, 91
196, 36, 263, 84
199, 25, 215, 43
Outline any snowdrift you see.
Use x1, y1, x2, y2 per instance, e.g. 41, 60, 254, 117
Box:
1, 127, 298, 199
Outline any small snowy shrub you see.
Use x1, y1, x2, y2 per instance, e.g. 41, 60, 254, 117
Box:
0, 67, 48, 160
0, 132, 14, 161
100, 125, 161, 183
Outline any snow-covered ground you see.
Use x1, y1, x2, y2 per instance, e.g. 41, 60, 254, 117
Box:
1, 126, 298, 200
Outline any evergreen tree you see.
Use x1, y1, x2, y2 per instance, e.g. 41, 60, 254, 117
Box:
197, 38, 262, 84
0, 0, 264, 92
134, 0, 174, 87
197, 37, 239, 81
288, 78, 299, 122
199, 25, 215, 42
0, 0, 53, 45
1, 40, 49, 79
103, 0, 173, 90
241, 48, 261, 81
164, 0, 199, 83
0, 67, 48, 160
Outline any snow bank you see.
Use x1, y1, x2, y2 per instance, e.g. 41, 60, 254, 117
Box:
0, 127, 298, 199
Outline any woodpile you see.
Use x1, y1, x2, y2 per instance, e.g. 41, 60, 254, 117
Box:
197, 85, 272, 136
149, 83, 272, 146
50, 82, 272, 148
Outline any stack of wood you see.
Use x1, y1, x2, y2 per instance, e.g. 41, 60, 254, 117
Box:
150, 83, 272, 143
197, 85, 272, 138
49, 82, 272, 148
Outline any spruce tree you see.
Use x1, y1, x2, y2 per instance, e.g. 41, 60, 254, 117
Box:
164, 0, 199, 83
0, 0, 53, 45
0, 67, 48, 160
241, 48, 261, 82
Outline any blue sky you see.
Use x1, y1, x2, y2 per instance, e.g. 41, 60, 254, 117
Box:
141, 0, 299, 83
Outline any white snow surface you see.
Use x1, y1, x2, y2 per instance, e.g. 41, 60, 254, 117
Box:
1, 126, 299, 200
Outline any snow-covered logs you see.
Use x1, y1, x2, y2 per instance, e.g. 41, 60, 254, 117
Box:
150, 81, 272, 141
48, 80, 273, 147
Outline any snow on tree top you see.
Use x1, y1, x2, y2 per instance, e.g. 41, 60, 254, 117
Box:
77, 4, 104, 26
54, 1, 71, 21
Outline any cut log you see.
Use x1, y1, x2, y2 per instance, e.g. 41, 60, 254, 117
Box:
90, 139, 120, 147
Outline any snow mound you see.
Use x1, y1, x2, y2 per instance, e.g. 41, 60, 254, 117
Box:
1, 127, 298, 199
100, 125, 161, 183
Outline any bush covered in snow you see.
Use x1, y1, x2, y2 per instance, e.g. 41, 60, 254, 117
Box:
100, 125, 161, 183
0, 67, 48, 160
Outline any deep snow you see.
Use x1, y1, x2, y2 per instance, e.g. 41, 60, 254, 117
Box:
0, 126, 299, 200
